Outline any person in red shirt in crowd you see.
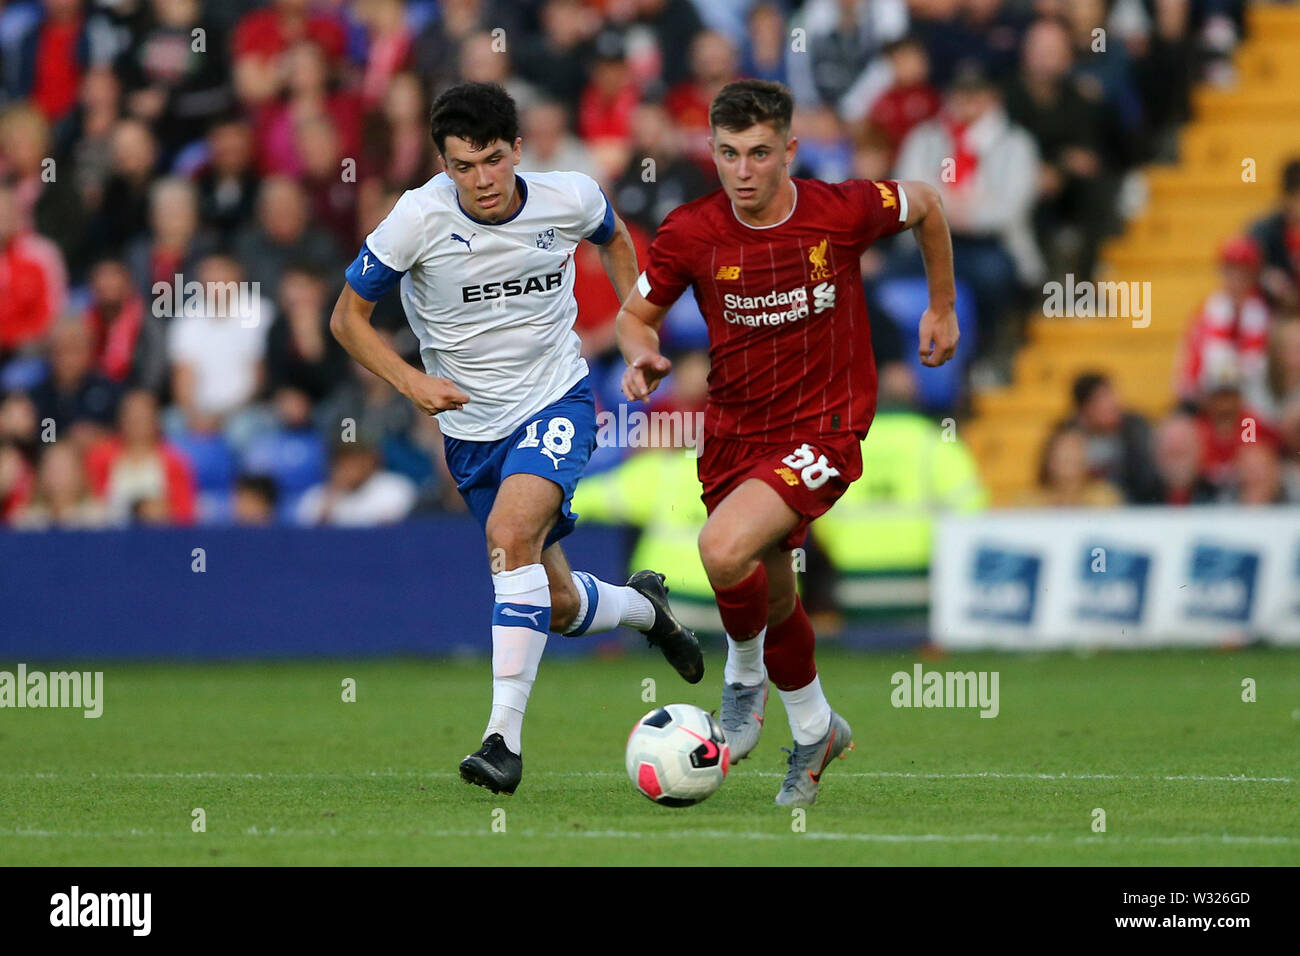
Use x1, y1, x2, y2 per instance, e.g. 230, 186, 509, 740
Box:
232, 0, 347, 106
125, 176, 218, 298
298, 114, 359, 253
860, 36, 941, 174
578, 30, 641, 151
0, 392, 40, 523
84, 259, 147, 385
26, 0, 85, 123
252, 41, 362, 177
0, 178, 67, 357
616, 80, 958, 805
664, 31, 740, 173
85, 389, 197, 525
354, 0, 414, 109
1177, 235, 1272, 412
233, 0, 347, 60
359, 71, 435, 196
1195, 368, 1279, 495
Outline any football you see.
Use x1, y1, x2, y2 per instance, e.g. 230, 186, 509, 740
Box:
625, 704, 731, 806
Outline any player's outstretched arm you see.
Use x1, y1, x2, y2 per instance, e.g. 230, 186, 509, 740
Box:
329, 283, 470, 415
614, 286, 672, 403
898, 180, 960, 368
597, 212, 640, 305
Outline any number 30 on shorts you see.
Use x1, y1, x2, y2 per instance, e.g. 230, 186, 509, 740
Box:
782, 443, 839, 490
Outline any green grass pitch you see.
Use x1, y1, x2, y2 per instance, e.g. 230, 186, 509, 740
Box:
2, 646, 1297, 865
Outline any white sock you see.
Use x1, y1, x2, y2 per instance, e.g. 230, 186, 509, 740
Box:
779, 674, 831, 745
485, 563, 550, 753
723, 627, 767, 686
562, 570, 655, 635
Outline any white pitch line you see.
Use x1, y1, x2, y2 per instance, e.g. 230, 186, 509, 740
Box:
2, 826, 1296, 846
829, 771, 1297, 784
2, 770, 1293, 783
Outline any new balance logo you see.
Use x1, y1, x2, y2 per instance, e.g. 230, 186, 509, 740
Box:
450, 232, 476, 252
715, 265, 741, 280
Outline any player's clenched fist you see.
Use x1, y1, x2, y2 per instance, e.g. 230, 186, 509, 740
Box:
622, 353, 673, 402
403, 373, 470, 415
918, 306, 960, 367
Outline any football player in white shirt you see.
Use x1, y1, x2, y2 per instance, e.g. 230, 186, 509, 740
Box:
329, 83, 703, 795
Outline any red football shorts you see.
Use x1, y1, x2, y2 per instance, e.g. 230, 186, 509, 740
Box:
697, 431, 864, 551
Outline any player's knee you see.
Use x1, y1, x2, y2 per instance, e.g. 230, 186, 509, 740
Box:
698, 525, 750, 587
484, 516, 543, 565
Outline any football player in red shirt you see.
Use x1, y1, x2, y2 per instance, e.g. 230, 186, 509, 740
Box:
615, 79, 959, 806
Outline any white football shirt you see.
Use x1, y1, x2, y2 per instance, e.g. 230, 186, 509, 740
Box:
345, 170, 615, 441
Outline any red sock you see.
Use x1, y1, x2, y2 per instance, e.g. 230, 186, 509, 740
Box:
764, 595, 817, 691
712, 563, 768, 641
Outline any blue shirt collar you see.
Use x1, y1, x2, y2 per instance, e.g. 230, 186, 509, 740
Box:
456, 175, 528, 226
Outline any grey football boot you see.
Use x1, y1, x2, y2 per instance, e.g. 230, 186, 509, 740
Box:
774, 710, 854, 807
720, 680, 768, 764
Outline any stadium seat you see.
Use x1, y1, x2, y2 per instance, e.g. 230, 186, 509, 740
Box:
167, 429, 238, 523
963, 0, 1300, 504
241, 429, 328, 519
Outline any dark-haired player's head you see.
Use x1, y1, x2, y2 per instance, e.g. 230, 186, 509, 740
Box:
708, 79, 797, 218
429, 82, 523, 223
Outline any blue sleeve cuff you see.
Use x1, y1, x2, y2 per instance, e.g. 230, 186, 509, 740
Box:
345, 242, 405, 301
585, 191, 616, 245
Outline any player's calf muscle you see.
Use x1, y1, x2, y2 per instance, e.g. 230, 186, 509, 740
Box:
548, 588, 580, 633
763, 552, 798, 624
541, 549, 581, 631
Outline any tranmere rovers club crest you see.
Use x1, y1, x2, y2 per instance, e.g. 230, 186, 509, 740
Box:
536, 228, 556, 250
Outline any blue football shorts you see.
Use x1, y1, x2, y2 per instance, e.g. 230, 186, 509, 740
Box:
442, 375, 598, 550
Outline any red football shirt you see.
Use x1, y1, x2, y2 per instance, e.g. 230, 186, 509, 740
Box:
638, 177, 908, 442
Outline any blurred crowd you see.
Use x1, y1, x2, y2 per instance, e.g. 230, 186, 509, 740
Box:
0, 0, 1262, 532
1028, 160, 1300, 508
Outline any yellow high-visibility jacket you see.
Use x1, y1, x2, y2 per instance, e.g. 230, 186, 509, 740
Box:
572, 449, 714, 602
811, 410, 988, 573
